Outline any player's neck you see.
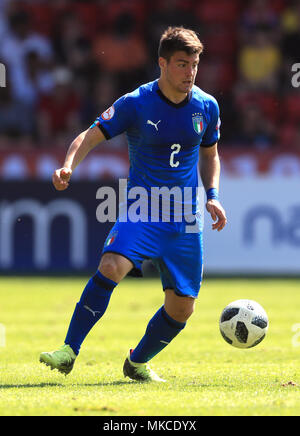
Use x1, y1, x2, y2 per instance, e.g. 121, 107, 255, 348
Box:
158, 78, 188, 105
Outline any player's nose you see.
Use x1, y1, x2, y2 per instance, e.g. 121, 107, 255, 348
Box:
185, 69, 194, 79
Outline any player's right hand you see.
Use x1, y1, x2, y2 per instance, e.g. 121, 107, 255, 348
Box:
52, 167, 72, 191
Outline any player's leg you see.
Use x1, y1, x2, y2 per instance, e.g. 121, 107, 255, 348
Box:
164, 288, 195, 322
39, 253, 132, 374
123, 291, 194, 383
123, 226, 203, 382
125, 289, 194, 366
98, 252, 134, 282
63, 253, 132, 354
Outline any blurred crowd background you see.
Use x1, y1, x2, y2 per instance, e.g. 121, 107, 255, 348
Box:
0, 0, 299, 152
0, 0, 299, 274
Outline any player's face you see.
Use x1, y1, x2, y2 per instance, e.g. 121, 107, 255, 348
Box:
160, 51, 199, 95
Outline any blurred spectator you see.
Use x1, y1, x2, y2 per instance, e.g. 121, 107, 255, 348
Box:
234, 85, 280, 122
281, 0, 300, 34
67, 37, 100, 87
0, 7, 53, 104
52, 10, 86, 65
93, 75, 118, 114
37, 67, 80, 147
281, 0, 300, 63
231, 103, 276, 149
197, 57, 236, 94
24, 50, 54, 103
238, 30, 281, 91
66, 37, 101, 118
93, 11, 149, 94
79, 74, 119, 130
240, 0, 280, 36
0, 72, 36, 145
201, 25, 238, 60
97, 0, 147, 34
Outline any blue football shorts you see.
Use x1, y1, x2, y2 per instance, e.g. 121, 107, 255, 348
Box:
101, 216, 203, 299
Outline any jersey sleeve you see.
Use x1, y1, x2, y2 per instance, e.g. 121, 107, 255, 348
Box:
90, 93, 136, 139
201, 97, 221, 147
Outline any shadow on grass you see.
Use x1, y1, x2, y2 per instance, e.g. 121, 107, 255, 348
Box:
81, 380, 139, 387
0, 380, 136, 389
0, 383, 64, 389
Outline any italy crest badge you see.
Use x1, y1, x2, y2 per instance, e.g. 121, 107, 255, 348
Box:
192, 113, 203, 134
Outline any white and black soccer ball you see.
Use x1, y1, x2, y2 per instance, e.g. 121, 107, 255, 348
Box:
219, 299, 268, 349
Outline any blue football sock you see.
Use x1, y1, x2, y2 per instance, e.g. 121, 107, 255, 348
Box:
65, 270, 117, 355
130, 306, 186, 363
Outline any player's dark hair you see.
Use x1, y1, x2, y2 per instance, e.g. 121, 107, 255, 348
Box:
158, 26, 204, 61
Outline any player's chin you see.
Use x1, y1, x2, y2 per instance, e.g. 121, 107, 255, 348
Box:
180, 81, 193, 93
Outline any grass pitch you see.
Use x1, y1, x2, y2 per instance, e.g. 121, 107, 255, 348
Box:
0, 276, 299, 416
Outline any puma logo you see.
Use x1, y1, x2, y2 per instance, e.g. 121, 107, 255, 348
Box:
84, 305, 101, 317
147, 119, 161, 131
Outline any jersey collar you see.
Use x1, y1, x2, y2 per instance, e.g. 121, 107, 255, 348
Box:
154, 80, 192, 108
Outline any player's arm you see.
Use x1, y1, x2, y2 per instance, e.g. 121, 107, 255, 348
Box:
199, 143, 227, 231
52, 126, 105, 191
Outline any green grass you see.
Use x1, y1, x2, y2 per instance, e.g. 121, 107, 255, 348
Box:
0, 276, 299, 416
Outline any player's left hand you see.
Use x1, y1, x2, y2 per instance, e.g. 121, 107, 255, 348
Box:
206, 199, 227, 231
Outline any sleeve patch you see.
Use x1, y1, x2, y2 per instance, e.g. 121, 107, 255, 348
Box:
101, 105, 115, 121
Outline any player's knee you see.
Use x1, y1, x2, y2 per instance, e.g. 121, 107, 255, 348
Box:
99, 258, 120, 282
169, 304, 194, 323
181, 305, 195, 321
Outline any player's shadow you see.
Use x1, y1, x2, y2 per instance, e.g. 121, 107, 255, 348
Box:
0, 383, 64, 389
80, 380, 136, 387
0, 381, 139, 389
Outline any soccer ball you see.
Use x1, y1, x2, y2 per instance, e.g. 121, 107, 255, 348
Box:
219, 299, 268, 349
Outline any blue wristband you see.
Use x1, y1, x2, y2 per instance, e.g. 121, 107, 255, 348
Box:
206, 188, 219, 201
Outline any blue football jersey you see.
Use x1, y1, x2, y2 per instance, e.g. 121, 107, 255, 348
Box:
91, 79, 220, 219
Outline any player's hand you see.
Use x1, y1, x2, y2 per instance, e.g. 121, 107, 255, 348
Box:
52, 167, 72, 191
206, 199, 227, 231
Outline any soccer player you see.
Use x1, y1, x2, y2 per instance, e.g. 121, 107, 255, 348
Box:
40, 26, 227, 382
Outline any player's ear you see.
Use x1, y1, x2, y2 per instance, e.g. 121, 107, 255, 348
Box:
158, 56, 167, 70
